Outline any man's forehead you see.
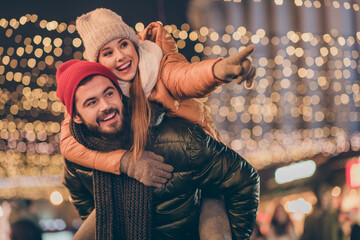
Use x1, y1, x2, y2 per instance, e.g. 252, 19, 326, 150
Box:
75, 75, 117, 101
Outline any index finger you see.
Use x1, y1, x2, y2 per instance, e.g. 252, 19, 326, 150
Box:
231, 45, 255, 63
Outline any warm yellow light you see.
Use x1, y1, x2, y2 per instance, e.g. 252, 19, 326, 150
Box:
2, 56, 10, 65
181, 23, 190, 32
189, 31, 198, 41
210, 32, 219, 41
67, 24, 76, 34
72, 38, 82, 48
222, 34, 231, 43
212, 45, 221, 55
199, 26, 209, 36
176, 40, 186, 49
135, 22, 144, 32
354, 4, 360, 11
333, 1, 340, 8
314, 0, 321, 8
331, 186, 341, 197
50, 191, 63, 206
179, 31, 188, 40
163, 25, 172, 34
57, 23, 67, 33
194, 43, 204, 53
294, 0, 303, 6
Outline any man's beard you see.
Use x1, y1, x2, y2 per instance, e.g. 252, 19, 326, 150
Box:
79, 107, 127, 139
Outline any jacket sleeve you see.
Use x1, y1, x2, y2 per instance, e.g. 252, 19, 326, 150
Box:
138, 22, 229, 100
190, 127, 260, 240
159, 54, 227, 100
62, 160, 94, 220
60, 113, 126, 175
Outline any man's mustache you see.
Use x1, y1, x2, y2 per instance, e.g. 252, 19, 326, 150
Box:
96, 108, 120, 124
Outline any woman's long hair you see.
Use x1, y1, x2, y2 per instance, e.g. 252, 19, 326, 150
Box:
128, 68, 151, 161
97, 42, 151, 162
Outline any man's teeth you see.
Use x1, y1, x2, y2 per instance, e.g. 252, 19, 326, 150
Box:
103, 113, 115, 121
118, 62, 130, 70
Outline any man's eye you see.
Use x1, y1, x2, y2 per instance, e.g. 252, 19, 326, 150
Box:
87, 101, 96, 107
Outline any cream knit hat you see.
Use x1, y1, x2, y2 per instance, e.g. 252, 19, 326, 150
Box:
76, 8, 139, 62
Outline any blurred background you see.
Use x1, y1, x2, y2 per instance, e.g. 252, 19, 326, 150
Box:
0, 0, 360, 239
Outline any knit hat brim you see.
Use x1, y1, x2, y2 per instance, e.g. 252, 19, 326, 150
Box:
56, 59, 122, 118
76, 8, 139, 62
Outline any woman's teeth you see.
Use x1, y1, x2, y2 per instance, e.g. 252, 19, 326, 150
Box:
118, 62, 131, 71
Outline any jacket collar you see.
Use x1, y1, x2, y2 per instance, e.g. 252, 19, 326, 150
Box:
149, 101, 165, 127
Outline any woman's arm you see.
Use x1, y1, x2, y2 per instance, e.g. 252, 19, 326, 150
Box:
60, 114, 174, 186
139, 22, 256, 101
60, 114, 124, 174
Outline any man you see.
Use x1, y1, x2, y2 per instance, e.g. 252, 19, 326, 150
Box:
56, 60, 260, 240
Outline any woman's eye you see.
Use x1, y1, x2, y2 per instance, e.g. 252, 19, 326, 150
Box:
120, 41, 128, 48
103, 51, 112, 57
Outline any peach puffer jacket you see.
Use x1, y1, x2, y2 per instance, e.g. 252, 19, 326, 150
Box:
60, 22, 230, 174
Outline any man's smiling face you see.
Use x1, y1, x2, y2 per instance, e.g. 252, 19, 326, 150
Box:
73, 75, 124, 138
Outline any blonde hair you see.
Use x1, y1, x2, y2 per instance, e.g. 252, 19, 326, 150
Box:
129, 70, 151, 161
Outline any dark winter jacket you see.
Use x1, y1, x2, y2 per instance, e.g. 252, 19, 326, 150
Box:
63, 103, 260, 240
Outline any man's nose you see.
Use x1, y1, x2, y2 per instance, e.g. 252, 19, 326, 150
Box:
99, 98, 111, 111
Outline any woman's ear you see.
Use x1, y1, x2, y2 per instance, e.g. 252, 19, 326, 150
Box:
73, 115, 83, 124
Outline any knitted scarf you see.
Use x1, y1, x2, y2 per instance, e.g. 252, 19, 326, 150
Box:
69, 120, 153, 240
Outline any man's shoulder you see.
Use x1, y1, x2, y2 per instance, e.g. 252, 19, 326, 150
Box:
152, 115, 207, 142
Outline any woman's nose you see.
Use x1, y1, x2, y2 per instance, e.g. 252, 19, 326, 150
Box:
115, 49, 125, 61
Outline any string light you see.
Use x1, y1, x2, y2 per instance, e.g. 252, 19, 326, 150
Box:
0, 5, 359, 199
223, 0, 360, 12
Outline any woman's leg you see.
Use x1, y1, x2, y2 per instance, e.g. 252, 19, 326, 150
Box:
73, 209, 96, 240
199, 198, 232, 240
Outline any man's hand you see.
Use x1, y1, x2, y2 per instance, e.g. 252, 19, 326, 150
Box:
120, 151, 174, 188
213, 45, 257, 88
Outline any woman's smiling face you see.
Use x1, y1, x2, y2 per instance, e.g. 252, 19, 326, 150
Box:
98, 38, 139, 82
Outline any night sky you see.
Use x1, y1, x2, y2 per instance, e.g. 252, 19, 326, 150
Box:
0, 0, 190, 26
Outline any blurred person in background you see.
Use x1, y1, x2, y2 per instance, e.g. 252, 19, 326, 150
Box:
10, 219, 43, 240
351, 223, 360, 240
300, 184, 343, 240
7, 199, 42, 240
266, 204, 297, 240
350, 207, 360, 240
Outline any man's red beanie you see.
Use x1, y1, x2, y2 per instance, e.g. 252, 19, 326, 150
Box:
56, 59, 121, 118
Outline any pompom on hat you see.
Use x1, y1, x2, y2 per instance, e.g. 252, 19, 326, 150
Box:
56, 59, 122, 118
76, 8, 139, 62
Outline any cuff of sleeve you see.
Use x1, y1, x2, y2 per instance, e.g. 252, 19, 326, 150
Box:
93, 149, 127, 175
211, 58, 232, 83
